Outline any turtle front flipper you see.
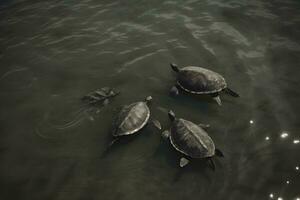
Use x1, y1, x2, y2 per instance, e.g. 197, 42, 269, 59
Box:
151, 119, 162, 130
215, 148, 224, 157
180, 157, 190, 168
198, 123, 210, 129
82, 94, 101, 102
211, 93, 222, 106
103, 99, 110, 106
224, 88, 239, 97
170, 86, 179, 96
170, 63, 180, 72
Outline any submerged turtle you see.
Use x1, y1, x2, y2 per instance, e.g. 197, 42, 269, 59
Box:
82, 87, 119, 106
162, 110, 224, 169
109, 96, 161, 146
169, 63, 239, 105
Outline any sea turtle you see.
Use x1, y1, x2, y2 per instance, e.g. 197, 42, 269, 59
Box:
162, 110, 224, 169
82, 87, 119, 106
169, 63, 239, 105
108, 96, 161, 146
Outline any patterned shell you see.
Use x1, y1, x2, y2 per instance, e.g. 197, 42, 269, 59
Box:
177, 66, 227, 94
170, 118, 215, 158
113, 102, 150, 136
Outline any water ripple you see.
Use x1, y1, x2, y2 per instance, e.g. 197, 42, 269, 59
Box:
118, 43, 157, 55
120, 22, 166, 36
270, 35, 300, 51
210, 22, 250, 46
0, 67, 28, 81
118, 49, 167, 73
1, 0, 300, 199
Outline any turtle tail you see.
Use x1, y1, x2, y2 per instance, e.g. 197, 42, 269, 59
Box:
224, 88, 240, 97
170, 63, 180, 73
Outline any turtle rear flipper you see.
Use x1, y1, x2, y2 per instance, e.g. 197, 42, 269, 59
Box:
103, 137, 120, 154
224, 88, 239, 97
161, 130, 170, 140
208, 158, 216, 171
180, 157, 190, 168
212, 95, 222, 106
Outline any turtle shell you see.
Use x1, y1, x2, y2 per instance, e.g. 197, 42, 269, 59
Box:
82, 87, 117, 103
169, 118, 215, 158
113, 101, 150, 136
177, 66, 227, 94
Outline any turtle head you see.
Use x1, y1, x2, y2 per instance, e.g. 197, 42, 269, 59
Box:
101, 87, 119, 97
168, 110, 176, 121
109, 89, 120, 97
109, 90, 115, 96
170, 63, 180, 73
145, 96, 153, 104
101, 87, 111, 93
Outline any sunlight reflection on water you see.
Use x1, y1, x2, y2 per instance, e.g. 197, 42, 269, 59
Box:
0, 0, 300, 200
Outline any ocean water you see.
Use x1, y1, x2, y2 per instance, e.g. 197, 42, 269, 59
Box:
0, 0, 300, 199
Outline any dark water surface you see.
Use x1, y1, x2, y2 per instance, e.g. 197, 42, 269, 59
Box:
1, 0, 300, 199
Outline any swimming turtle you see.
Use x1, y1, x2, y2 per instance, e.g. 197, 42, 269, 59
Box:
108, 96, 161, 147
169, 63, 239, 105
161, 110, 224, 169
82, 87, 119, 106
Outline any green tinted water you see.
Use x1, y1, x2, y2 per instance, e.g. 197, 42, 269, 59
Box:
0, 0, 300, 199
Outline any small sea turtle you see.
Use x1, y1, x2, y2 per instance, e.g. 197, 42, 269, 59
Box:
169, 63, 239, 105
82, 87, 119, 106
162, 110, 224, 169
109, 96, 161, 146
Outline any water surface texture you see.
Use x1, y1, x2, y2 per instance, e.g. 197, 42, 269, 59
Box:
1, 0, 300, 200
